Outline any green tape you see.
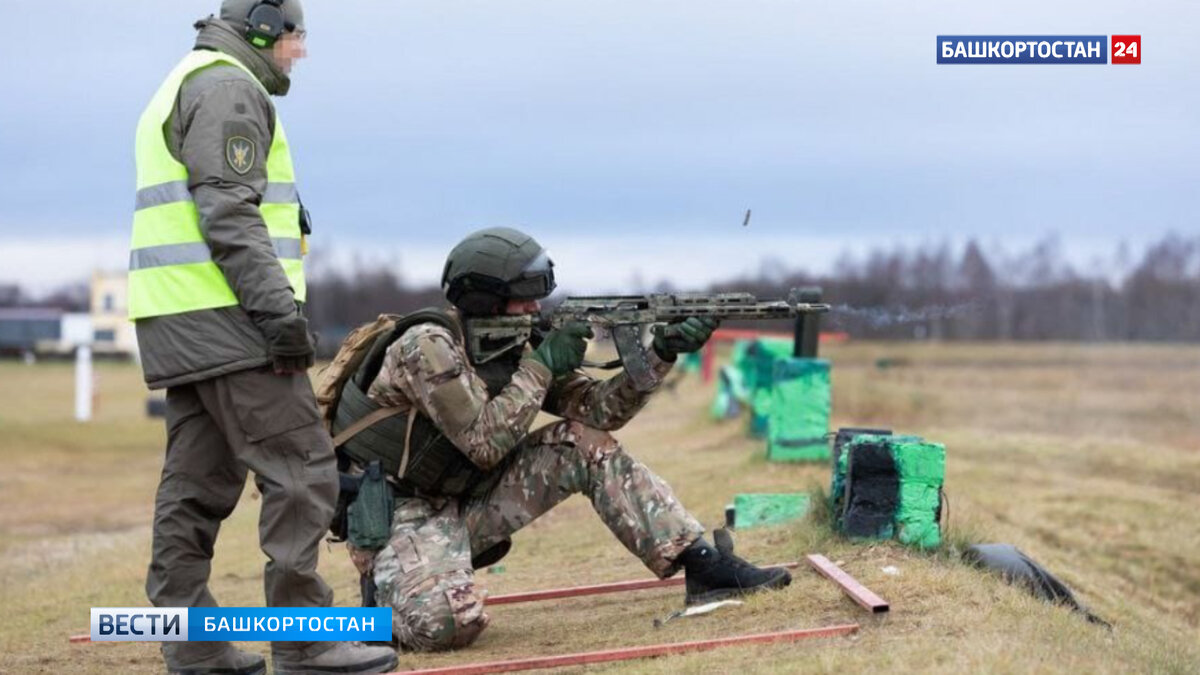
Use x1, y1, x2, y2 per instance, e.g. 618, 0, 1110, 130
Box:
730, 339, 792, 438
749, 408, 770, 438
735, 338, 791, 393
734, 493, 811, 528
678, 350, 703, 374
894, 439, 945, 549
766, 358, 831, 462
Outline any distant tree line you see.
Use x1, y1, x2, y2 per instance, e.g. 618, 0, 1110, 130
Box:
4, 234, 1197, 347
303, 233, 1200, 344
719, 233, 1200, 342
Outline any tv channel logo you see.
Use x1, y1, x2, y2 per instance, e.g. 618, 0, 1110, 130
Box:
90, 607, 391, 642
1111, 35, 1141, 64
91, 608, 188, 642
937, 35, 1141, 65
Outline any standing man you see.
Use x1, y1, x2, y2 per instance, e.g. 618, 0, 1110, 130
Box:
129, 2, 397, 673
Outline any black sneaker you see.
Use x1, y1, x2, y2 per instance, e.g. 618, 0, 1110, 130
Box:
680, 528, 792, 606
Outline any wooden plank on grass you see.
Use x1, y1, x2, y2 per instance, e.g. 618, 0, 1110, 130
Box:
392, 623, 860, 674
805, 554, 889, 613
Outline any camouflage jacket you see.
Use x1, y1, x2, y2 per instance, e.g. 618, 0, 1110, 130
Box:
366, 315, 675, 471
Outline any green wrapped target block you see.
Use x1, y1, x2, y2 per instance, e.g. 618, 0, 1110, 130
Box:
830, 433, 945, 549
710, 364, 748, 420
766, 358, 831, 462
740, 338, 793, 439
733, 493, 811, 528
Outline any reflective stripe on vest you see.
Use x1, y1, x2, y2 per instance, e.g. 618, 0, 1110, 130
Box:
128, 49, 306, 320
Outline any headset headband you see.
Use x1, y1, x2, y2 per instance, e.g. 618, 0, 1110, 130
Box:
244, 0, 288, 49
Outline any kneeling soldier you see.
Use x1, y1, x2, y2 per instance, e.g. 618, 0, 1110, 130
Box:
335, 227, 791, 651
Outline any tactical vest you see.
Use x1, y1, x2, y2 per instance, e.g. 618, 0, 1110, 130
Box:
128, 49, 305, 320
333, 309, 524, 497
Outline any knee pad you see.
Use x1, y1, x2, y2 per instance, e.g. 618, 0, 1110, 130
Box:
391, 573, 488, 652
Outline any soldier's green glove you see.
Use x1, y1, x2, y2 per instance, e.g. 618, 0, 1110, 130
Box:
530, 322, 593, 377
652, 316, 720, 362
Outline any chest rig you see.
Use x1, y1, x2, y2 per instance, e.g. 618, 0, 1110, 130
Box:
332, 309, 523, 497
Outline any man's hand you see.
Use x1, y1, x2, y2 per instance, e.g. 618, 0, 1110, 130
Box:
652, 316, 720, 362
266, 315, 316, 375
530, 322, 593, 377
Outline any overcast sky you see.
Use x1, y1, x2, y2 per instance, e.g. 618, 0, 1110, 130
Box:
0, 1, 1196, 291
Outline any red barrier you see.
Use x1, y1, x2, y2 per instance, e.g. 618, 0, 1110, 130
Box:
392, 623, 860, 674
488, 562, 800, 605
66, 562, 801, 644
701, 329, 849, 382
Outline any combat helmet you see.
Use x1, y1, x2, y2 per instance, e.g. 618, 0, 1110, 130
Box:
442, 227, 556, 315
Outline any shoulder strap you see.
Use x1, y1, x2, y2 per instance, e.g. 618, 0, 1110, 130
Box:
331, 405, 405, 448
353, 307, 461, 389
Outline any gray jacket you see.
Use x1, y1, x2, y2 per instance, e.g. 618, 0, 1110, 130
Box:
136, 18, 305, 389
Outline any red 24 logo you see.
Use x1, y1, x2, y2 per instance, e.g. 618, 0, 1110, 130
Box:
1112, 35, 1141, 64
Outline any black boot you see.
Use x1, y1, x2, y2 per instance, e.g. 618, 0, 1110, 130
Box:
680, 528, 791, 606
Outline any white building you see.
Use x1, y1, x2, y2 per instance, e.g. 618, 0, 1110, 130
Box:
0, 273, 137, 357
89, 272, 137, 356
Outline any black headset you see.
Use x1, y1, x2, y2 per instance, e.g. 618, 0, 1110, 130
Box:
244, 0, 292, 49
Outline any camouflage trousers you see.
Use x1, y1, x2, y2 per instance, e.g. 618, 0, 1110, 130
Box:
365, 419, 704, 652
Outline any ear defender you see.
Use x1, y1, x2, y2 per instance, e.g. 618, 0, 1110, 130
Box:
244, 0, 287, 49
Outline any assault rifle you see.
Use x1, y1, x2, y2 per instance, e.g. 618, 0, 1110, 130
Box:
465, 289, 830, 391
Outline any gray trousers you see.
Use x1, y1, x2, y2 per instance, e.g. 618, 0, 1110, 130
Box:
146, 366, 338, 663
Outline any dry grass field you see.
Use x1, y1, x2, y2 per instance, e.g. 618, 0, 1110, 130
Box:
1, 341, 1198, 674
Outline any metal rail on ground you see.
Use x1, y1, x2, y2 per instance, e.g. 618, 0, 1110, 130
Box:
67, 562, 803, 643
805, 554, 890, 613
487, 561, 801, 605
390, 624, 861, 674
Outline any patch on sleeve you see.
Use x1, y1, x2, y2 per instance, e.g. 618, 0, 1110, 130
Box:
429, 379, 481, 430
226, 135, 256, 175
414, 330, 465, 383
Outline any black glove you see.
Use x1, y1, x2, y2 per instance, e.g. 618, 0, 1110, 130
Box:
652, 316, 719, 362
266, 314, 315, 375
530, 322, 593, 377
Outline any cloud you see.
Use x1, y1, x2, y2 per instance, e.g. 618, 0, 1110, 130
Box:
0, 235, 129, 292
1, 0, 1197, 279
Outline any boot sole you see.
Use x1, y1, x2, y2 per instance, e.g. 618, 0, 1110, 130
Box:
685, 569, 792, 607
171, 662, 266, 675
273, 652, 398, 675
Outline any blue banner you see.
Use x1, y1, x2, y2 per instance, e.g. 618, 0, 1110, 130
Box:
189, 608, 392, 642
91, 607, 392, 642
937, 36, 1108, 64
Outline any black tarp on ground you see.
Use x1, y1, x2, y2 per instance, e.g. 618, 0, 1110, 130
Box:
964, 543, 1110, 627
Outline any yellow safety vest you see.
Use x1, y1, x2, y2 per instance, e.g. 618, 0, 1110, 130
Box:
128, 50, 305, 320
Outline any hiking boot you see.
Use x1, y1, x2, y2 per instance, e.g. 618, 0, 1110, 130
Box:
273, 641, 397, 675
680, 528, 792, 606
167, 644, 266, 675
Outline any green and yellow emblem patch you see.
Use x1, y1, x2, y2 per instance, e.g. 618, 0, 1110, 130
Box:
226, 136, 256, 175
